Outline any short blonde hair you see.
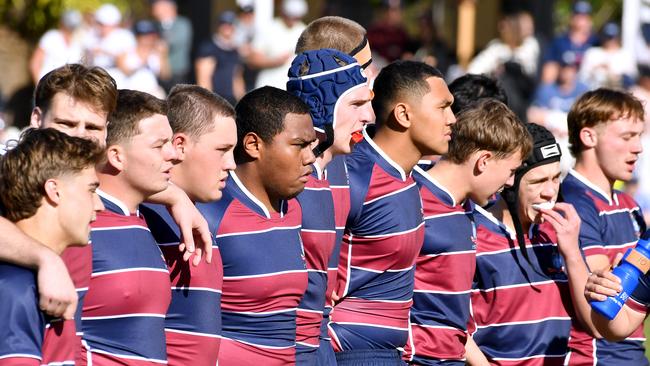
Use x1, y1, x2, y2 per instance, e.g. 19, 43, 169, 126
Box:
295, 16, 366, 54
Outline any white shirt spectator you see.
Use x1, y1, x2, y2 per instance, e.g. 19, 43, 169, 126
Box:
85, 28, 136, 70
251, 18, 305, 89
468, 36, 540, 77
579, 46, 637, 88
35, 30, 84, 79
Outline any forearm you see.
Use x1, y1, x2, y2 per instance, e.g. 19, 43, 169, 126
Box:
0, 216, 53, 269
246, 50, 287, 69
465, 335, 490, 366
146, 183, 182, 206
563, 253, 603, 337
195, 58, 214, 91
591, 305, 643, 341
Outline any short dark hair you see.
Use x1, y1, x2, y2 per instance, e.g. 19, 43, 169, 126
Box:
234, 86, 309, 161
371, 60, 444, 125
107, 89, 167, 146
0, 128, 104, 222
567, 88, 645, 157
34, 63, 117, 116
448, 74, 508, 115
167, 84, 235, 139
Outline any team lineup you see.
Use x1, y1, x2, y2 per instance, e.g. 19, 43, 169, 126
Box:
0, 15, 648, 366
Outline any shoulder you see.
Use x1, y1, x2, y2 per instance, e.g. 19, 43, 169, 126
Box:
0, 263, 39, 316
196, 194, 236, 234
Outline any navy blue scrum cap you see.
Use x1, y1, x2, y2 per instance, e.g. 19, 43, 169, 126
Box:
286, 48, 367, 155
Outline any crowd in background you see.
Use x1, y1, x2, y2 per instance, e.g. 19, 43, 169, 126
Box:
3, 0, 650, 224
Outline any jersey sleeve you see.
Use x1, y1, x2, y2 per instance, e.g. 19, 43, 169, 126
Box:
0, 268, 43, 365
196, 40, 215, 60
628, 273, 650, 313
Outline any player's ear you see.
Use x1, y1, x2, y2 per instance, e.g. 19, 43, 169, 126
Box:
392, 102, 411, 129
172, 133, 189, 162
242, 132, 262, 160
43, 178, 61, 205
30, 107, 44, 129
579, 127, 597, 149
474, 150, 493, 175
105, 144, 126, 172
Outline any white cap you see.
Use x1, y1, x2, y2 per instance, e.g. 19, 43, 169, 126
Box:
282, 0, 307, 18
95, 4, 122, 26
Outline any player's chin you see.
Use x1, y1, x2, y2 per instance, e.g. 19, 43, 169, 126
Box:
285, 184, 307, 200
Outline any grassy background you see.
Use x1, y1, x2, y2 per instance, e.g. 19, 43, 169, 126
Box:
646, 319, 650, 360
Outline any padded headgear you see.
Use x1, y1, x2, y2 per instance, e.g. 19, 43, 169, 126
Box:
502, 123, 562, 256
287, 48, 367, 156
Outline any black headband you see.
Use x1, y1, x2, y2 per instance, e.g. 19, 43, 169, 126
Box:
349, 35, 368, 57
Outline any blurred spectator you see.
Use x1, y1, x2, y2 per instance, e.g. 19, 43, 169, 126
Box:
84, 4, 136, 70
540, 0, 597, 84
234, 1, 256, 48
112, 20, 169, 98
195, 11, 244, 106
247, 0, 307, 89
630, 64, 650, 226
233, 1, 258, 92
468, 12, 539, 78
406, 11, 454, 76
366, 0, 410, 63
467, 11, 539, 119
150, 0, 192, 90
529, 59, 589, 174
0, 96, 20, 146
29, 10, 84, 82
579, 22, 637, 88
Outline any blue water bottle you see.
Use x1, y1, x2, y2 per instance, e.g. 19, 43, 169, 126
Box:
591, 230, 650, 320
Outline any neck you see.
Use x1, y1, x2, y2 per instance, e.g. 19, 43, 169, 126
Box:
15, 213, 66, 255
427, 159, 471, 204
489, 196, 532, 235
169, 166, 195, 202
574, 152, 613, 198
316, 148, 337, 171
235, 163, 282, 213
372, 127, 421, 176
97, 171, 146, 213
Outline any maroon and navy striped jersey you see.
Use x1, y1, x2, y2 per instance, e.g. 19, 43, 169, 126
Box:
196, 171, 308, 365
79, 191, 171, 365
561, 170, 648, 366
470, 205, 572, 366
329, 131, 425, 352
141, 203, 223, 366
42, 244, 92, 365
0, 263, 45, 366
403, 166, 477, 365
295, 167, 337, 364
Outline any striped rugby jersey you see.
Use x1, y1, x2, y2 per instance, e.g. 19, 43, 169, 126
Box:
141, 203, 223, 366
470, 205, 572, 366
0, 263, 45, 366
329, 130, 425, 352
561, 170, 648, 366
295, 165, 338, 364
196, 171, 308, 366
402, 166, 476, 365
41, 245, 92, 365
79, 191, 171, 365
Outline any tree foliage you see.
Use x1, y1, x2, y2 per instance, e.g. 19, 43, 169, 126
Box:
0, 0, 148, 43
